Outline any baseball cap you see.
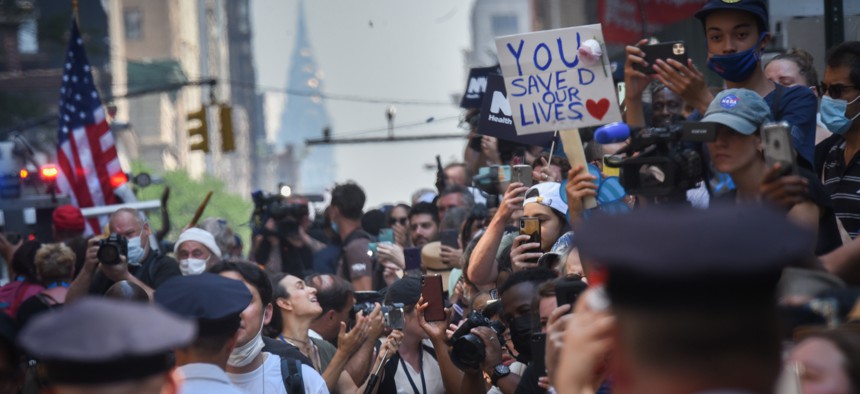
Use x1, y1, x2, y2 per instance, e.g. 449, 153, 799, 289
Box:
524, 182, 568, 216
695, 0, 769, 32
52, 205, 85, 232
701, 88, 772, 135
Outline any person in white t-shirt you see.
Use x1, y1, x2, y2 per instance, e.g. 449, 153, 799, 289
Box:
210, 261, 329, 394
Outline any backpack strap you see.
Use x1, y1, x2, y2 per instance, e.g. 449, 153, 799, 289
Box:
280, 356, 304, 394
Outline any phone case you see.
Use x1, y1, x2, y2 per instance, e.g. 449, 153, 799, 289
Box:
512, 164, 533, 188
378, 228, 394, 244
440, 229, 459, 249
633, 41, 687, 75
421, 275, 446, 322
519, 217, 541, 264
404, 247, 422, 271
555, 278, 588, 306
762, 121, 796, 175
530, 333, 547, 376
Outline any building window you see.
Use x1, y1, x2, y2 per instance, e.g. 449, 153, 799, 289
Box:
491, 14, 518, 37
124, 8, 142, 40
17, 18, 38, 54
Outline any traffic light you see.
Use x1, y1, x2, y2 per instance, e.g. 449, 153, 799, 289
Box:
187, 107, 209, 153
219, 105, 235, 152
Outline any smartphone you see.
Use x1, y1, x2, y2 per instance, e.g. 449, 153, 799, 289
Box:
530, 333, 547, 376
378, 228, 394, 244
632, 41, 688, 75
556, 277, 588, 307
511, 164, 533, 189
367, 242, 378, 259
421, 275, 446, 322
519, 217, 541, 264
761, 121, 796, 176
404, 247, 422, 271
440, 229, 459, 249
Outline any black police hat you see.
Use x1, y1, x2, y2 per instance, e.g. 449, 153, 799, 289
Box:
154, 273, 252, 337
18, 297, 195, 385
577, 204, 815, 311
695, 0, 769, 32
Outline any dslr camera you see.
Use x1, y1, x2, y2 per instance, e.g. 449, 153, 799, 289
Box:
250, 191, 309, 237
449, 310, 505, 370
605, 122, 715, 201
352, 302, 405, 331
97, 234, 128, 265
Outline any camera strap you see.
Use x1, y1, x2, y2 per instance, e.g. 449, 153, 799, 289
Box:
398, 349, 427, 394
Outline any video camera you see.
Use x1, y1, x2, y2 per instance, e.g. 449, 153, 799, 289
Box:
97, 234, 128, 265
352, 302, 405, 331
250, 190, 309, 237
472, 165, 511, 208
603, 122, 715, 200
449, 310, 506, 370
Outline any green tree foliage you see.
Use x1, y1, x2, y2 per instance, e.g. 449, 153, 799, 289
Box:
131, 162, 252, 255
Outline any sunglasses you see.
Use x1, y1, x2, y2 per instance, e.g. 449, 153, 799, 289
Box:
389, 217, 408, 226
820, 82, 857, 99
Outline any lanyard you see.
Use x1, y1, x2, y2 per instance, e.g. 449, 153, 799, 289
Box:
399, 350, 427, 394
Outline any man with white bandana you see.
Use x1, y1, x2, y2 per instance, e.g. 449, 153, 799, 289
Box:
174, 228, 222, 276
67, 208, 181, 301
211, 261, 328, 394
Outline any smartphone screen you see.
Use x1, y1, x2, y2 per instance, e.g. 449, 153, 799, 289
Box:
519, 217, 541, 264
421, 275, 446, 322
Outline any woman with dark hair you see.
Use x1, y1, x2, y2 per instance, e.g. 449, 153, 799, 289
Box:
386, 203, 411, 248
0, 240, 44, 317
788, 327, 860, 394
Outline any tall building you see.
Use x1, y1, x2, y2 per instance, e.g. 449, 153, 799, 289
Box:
465, 0, 532, 68
276, 0, 333, 194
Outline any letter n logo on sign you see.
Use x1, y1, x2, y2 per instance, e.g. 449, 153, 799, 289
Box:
467, 77, 488, 96
490, 91, 512, 116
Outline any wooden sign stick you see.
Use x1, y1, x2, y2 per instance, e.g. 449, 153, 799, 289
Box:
188, 191, 214, 228
559, 129, 598, 209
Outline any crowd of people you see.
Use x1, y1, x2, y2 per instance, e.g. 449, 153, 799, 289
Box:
1, 0, 860, 393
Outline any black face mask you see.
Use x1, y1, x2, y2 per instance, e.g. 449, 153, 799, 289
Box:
509, 315, 534, 364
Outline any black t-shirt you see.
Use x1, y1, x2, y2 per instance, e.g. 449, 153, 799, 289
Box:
88, 250, 181, 294
715, 167, 842, 256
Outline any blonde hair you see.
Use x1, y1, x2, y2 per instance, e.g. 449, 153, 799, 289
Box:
35, 243, 76, 283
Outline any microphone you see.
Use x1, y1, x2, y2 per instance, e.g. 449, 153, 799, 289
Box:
594, 122, 632, 144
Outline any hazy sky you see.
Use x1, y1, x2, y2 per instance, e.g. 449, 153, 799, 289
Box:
252, 0, 475, 207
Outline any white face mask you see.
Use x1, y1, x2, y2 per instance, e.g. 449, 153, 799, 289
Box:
179, 258, 208, 276
127, 236, 145, 266
228, 313, 266, 367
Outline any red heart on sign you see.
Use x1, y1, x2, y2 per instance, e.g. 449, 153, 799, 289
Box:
586, 99, 610, 120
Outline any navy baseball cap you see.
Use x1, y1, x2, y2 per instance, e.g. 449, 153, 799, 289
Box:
155, 273, 252, 337
695, 0, 769, 32
701, 88, 772, 135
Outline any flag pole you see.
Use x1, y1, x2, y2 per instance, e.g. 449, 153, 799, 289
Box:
72, 0, 79, 21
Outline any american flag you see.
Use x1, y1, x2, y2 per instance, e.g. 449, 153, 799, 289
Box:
56, 19, 127, 235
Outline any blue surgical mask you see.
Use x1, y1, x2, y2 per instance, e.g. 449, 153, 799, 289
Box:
127, 236, 145, 266
707, 33, 765, 83
820, 94, 860, 135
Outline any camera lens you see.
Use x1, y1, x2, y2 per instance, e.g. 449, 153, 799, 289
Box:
97, 244, 120, 265
451, 334, 486, 370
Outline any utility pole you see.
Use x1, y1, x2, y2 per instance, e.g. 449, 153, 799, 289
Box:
824, 0, 844, 51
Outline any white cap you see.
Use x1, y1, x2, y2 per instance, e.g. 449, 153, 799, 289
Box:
174, 228, 222, 259
524, 182, 568, 216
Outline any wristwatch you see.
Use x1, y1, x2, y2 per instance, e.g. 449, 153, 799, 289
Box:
490, 364, 511, 386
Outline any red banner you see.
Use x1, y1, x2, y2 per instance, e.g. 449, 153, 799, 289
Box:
599, 0, 707, 44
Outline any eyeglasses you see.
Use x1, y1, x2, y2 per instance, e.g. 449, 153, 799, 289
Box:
820, 82, 857, 98
389, 217, 408, 226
